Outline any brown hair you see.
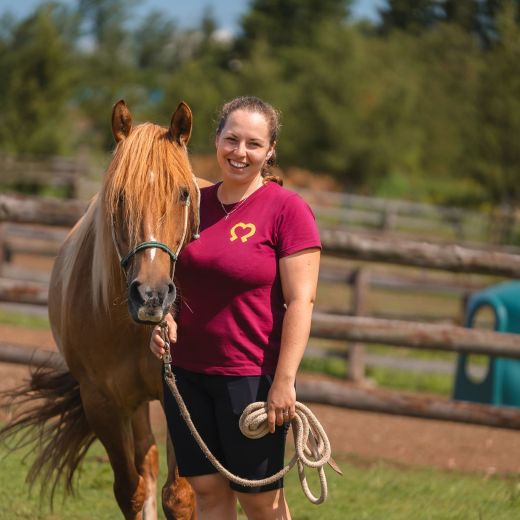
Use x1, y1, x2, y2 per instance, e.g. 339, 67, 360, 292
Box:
217, 96, 283, 185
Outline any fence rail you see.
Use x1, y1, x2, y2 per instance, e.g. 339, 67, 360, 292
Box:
296, 381, 520, 431
0, 153, 89, 199
2, 341, 519, 431
320, 229, 520, 278
310, 313, 520, 359
2, 192, 520, 277
293, 186, 519, 247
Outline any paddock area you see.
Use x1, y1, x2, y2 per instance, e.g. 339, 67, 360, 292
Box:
1, 322, 520, 476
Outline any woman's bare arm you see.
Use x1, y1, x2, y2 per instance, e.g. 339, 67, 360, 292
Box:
267, 247, 320, 432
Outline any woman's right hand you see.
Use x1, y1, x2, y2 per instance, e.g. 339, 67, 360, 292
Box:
150, 313, 177, 359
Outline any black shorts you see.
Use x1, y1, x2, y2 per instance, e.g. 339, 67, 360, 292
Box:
162, 366, 290, 493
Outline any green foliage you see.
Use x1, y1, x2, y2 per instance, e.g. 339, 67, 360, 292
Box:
471, 0, 520, 208
0, 4, 78, 155
2, 0, 520, 210
379, 0, 441, 34
239, 0, 352, 49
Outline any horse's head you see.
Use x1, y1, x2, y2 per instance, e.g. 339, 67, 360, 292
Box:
101, 99, 199, 324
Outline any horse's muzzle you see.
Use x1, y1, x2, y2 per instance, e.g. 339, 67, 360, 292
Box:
127, 279, 176, 324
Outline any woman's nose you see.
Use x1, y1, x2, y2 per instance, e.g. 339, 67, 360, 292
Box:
235, 141, 246, 157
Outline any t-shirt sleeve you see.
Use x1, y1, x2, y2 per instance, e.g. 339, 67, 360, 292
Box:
276, 194, 322, 258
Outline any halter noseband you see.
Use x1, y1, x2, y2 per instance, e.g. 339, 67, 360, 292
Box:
120, 241, 178, 268
111, 177, 201, 274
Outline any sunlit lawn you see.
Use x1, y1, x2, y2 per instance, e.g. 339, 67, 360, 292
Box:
1, 438, 520, 520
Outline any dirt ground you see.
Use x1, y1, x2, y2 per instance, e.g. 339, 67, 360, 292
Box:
2, 324, 520, 476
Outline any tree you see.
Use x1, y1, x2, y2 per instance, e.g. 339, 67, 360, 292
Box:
133, 11, 176, 70
0, 4, 78, 155
238, 0, 352, 51
379, 0, 442, 34
471, 0, 520, 209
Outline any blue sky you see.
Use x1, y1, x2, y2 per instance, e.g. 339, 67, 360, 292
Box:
0, 0, 387, 34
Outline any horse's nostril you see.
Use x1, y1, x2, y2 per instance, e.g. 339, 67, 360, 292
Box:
168, 283, 175, 295
129, 280, 143, 305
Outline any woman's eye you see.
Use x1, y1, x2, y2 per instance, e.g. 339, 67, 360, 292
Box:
226, 137, 236, 143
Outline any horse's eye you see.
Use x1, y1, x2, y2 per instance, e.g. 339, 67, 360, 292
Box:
180, 187, 189, 202
116, 192, 124, 204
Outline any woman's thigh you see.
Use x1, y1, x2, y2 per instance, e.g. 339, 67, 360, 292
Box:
209, 374, 290, 494
162, 366, 225, 477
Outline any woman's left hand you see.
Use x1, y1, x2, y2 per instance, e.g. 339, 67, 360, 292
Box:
267, 378, 296, 433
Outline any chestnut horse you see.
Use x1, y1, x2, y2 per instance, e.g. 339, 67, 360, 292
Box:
1, 100, 211, 519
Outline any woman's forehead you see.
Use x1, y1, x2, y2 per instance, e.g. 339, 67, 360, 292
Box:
222, 110, 269, 140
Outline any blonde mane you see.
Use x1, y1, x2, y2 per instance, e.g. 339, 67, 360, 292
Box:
61, 123, 197, 310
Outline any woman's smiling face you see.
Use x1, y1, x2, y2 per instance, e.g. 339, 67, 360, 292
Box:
215, 109, 274, 187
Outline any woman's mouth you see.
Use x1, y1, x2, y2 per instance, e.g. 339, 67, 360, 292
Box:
229, 159, 248, 170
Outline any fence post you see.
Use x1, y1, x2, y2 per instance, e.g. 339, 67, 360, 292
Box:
0, 223, 5, 277
381, 203, 397, 232
347, 268, 370, 382
460, 291, 470, 327
70, 146, 89, 199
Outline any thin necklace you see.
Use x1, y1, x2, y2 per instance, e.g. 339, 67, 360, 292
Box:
218, 183, 262, 220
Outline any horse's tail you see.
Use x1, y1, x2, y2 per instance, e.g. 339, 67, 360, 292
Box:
0, 365, 96, 505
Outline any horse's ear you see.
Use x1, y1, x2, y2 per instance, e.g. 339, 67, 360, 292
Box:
170, 102, 192, 146
112, 99, 133, 144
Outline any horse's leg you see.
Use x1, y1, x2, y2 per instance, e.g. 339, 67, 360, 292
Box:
162, 429, 197, 520
81, 384, 147, 520
131, 402, 159, 520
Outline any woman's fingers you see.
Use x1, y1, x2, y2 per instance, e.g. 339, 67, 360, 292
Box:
288, 404, 296, 421
150, 326, 165, 359
151, 314, 177, 359
268, 404, 292, 432
267, 407, 276, 433
165, 313, 178, 343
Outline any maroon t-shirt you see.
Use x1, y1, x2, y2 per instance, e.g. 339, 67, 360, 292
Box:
171, 181, 321, 375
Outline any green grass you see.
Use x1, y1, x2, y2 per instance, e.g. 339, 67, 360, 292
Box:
2, 439, 520, 519
283, 454, 520, 520
299, 357, 454, 396
0, 310, 50, 330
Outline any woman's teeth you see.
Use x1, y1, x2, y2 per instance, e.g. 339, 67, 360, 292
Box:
230, 160, 247, 168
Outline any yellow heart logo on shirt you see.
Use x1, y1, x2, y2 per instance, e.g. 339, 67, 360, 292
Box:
230, 223, 256, 243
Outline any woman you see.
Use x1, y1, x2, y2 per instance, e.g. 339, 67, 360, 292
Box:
150, 96, 321, 520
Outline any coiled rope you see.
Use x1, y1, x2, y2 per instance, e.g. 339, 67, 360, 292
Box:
161, 323, 334, 504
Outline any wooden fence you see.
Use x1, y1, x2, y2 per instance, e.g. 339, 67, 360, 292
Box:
0, 153, 91, 199
4, 315, 520, 430
294, 186, 520, 248
2, 192, 520, 430
3, 152, 520, 247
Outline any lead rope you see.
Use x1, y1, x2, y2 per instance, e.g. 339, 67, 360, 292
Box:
160, 321, 332, 505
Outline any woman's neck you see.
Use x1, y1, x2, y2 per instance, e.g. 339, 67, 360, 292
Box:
219, 177, 264, 204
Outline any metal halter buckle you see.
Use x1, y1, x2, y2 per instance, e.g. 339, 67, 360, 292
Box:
163, 335, 172, 375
